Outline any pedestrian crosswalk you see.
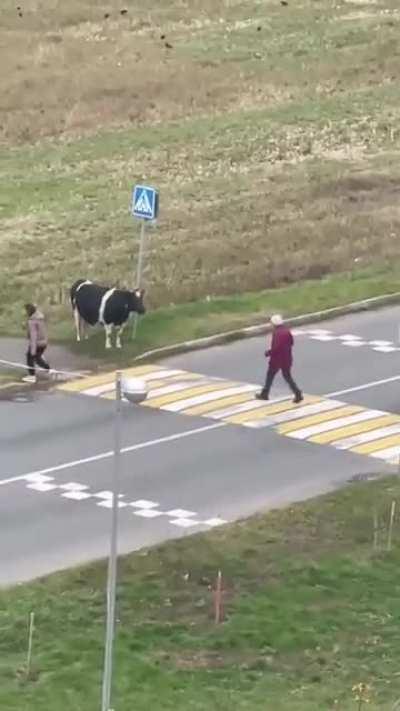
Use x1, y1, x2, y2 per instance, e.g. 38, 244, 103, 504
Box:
57, 364, 400, 464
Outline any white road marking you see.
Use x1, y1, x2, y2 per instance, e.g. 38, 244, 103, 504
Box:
334, 423, 400, 450
244, 399, 344, 428
371, 445, 400, 462
162, 385, 257, 412
146, 380, 210, 399
0, 421, 227, 488
326, 373, 400, 398
98, 499, 129, 509
60, 482, 89, 491
285, 410, 384, 440
129, 499, 159, 509
170, 518, 197, 528
368, 340, 393, 347
338, 334, 363, 341
207, 394, 289, 419
62, 490, 93, 501
204, 517, 227, 527
373, 345, 398, 353
17, 475, 228, 528
83, 369, 187, 396
167, 508, 196, 518
134, 509, 164, 518
26, 481, 58, 492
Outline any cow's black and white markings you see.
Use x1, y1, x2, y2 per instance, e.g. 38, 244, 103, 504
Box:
70, 279, 145, 349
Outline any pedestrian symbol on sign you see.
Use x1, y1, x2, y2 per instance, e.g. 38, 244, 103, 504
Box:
134, 190, 152, 217
131, 185, 159, 222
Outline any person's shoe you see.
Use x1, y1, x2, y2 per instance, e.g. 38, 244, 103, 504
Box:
256, 391, 269, 400
293, 392, 304, 404
22, 375, 37, 384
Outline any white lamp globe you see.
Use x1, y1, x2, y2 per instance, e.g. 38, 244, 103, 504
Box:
121, 377, 148, 404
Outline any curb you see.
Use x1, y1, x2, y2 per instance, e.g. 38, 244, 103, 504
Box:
133, 290, 400, 363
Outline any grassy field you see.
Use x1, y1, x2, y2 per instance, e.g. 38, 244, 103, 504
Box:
1, 0, 400, 341
2, 476, 400, 710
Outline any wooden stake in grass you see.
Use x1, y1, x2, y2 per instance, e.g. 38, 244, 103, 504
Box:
26, 612, 35, 680
373, 507, 379, 551
214, 570, 224, 624
387, 500, 396, 552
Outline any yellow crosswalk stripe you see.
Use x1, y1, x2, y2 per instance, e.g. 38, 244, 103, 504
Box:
225, 395, 319, 425
278, 405, 363, 435
352, 431, 400, 455
58, 364, 159, 392
143, 381, 230, 408
310, 414, 400, 444
182, 391, 254, 416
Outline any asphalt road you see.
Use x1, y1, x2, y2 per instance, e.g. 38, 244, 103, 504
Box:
2, 305, 400, 586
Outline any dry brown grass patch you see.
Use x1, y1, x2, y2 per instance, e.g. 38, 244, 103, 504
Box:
1, 0, 400, 331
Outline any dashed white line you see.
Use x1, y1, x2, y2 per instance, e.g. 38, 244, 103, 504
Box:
0, 421, 227, 488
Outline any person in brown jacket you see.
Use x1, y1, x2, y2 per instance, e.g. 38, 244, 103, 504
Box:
22, 303, 51, 383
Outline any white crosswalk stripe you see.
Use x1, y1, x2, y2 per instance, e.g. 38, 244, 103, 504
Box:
284, 410, 384, 440
334, 423, 400, 450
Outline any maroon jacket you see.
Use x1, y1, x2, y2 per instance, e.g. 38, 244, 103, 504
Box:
266, 325, 294, 370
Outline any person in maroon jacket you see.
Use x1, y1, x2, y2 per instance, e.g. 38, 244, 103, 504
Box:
256, 314, 303, 403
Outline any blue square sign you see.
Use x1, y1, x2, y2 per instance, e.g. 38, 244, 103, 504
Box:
132, 185, 159, 221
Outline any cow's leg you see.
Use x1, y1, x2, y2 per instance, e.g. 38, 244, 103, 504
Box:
115, 323, 126, 349
73, 307, 81, 342
105, 324, 113, 350
81, 319, 89, 340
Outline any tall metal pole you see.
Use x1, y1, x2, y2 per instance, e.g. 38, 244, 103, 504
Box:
101, 370, 122, 711
132, 219, 146, 339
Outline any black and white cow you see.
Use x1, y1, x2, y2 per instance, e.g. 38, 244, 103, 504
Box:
70, 279, 146, 349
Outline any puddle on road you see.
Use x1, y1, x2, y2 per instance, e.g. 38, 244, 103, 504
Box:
0, 381, 53, 403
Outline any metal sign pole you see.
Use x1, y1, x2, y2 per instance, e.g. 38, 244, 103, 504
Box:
101, 370, 122, 711
132, 219, 146, 339
131, 184, 159, 340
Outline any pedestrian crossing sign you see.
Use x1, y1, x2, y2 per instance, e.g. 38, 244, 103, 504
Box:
131, 185, 159, 221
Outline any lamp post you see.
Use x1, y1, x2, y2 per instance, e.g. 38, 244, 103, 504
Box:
101, 370, 122, 711
101, 372, 148, 711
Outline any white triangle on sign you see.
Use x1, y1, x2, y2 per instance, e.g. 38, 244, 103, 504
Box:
134, 190, 152, 215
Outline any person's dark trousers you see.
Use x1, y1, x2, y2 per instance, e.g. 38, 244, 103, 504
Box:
262, 365, 302, 399
26, 346, 50, 377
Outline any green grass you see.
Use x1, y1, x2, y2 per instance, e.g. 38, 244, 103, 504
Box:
1, 0, 400, 343
2, 476, 400, 709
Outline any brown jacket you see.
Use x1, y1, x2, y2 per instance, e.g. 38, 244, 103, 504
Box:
27, 310, 48, 354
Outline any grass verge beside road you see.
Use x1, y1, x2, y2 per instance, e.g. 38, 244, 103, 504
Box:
2, 476, 400, 710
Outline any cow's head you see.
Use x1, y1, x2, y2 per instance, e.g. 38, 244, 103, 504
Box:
128, 288, 146, 315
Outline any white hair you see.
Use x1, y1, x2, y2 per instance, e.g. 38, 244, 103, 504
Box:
270, 314, 283, 326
